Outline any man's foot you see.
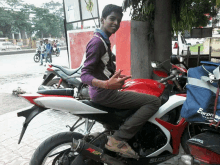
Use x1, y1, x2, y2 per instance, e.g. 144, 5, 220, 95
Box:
105, 136, 139, 159
40, 63, 43, 66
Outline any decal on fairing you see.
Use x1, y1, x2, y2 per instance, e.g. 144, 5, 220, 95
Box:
86, 148, 102, 156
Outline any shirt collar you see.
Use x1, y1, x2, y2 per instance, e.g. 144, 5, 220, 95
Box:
94, 29, 110, 44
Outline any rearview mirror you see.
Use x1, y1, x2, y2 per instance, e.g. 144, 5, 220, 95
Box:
151, 61, 161, 68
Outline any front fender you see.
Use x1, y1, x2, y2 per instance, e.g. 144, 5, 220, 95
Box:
17, 105, 47, 144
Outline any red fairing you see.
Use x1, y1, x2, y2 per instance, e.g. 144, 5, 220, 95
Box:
172, 65, 187, 73
121, 79, 165, 97
20, 94, 74, 105
153, 70, 168, 78
156, 118, 188, 154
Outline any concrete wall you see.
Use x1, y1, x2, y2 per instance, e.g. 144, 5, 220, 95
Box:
203, 37, 220, 53
131, 20, 152, 79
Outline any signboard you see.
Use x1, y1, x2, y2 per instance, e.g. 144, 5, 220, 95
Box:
191, 28, 212, 38
64, 0, 99, 24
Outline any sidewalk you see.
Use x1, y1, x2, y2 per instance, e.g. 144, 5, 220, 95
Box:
0, 108, 185, 165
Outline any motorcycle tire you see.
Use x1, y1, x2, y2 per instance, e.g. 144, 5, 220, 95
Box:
46, 78, 69, 88
181, 127, 191, 154
34, 54, 40, 63
29, 132, 103, 165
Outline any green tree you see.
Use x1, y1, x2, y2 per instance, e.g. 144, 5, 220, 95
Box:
122, 0, 219, 79
0, 8, 14, 38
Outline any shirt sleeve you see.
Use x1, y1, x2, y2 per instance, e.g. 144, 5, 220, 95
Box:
80, 38, 106, 86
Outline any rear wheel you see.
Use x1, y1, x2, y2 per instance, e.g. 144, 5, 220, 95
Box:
30, 132, 104, 165
34, 54, 40, 63
46, 78, 69, 88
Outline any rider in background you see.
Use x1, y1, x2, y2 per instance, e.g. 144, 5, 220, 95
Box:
56, 40, 60, 53
80, 4, 160, 159
38, 41, 45, 66
44, 39, 52, 65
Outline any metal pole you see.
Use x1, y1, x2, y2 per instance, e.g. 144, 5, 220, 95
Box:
62, 0, 70, 67
78, 0, 83, 29
197, 46, 200, 66
97, 0, 100, 27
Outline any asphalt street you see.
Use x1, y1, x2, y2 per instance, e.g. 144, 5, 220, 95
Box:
0, 50, 69, 114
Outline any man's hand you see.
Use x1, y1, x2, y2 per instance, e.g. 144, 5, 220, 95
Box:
107, 70, 132, 89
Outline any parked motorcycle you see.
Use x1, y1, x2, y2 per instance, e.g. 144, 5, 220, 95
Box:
38, 54, 89, 100
181, 124, 220, 165
17, 55, 190, 165
180, 79, 220, 165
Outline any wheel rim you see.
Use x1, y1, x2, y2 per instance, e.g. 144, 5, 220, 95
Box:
34, 55, 40, 62
42, 142, 75, 165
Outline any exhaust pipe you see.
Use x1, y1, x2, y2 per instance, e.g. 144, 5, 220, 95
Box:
72, 139, 126, 165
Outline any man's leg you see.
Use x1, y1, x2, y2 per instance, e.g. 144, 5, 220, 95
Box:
40, 53, 43, 65
49, 53, 52, 63
98, 91, 161, 141
44, 53, 48, 64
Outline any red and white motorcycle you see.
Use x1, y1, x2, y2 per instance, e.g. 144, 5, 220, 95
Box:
17, 55, 189, 165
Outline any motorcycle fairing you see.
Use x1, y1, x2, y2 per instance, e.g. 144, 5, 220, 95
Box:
34, 97, 108, 114
17, 105, 47, 144
122, 79, 165, 97
146, 95, 187, 157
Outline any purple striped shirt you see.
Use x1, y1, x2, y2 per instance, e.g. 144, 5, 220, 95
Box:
80, 32, 116, 102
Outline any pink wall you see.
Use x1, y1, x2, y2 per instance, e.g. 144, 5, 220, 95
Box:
68, 21, 131, 75
115, 21, 131, 76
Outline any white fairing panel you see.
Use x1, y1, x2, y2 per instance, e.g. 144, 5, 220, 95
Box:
146, 95, 186, 157
35, 97, 107, 114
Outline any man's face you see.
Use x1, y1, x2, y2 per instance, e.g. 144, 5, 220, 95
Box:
101, 11, 122, 36
45, 40, 48, 43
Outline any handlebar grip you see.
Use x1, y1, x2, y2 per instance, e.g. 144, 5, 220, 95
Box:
159, 74, 176, 83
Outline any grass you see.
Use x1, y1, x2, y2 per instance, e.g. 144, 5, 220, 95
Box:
190, 44, 204, 53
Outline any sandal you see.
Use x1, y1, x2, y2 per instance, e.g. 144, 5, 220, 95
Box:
105, 136, 139, 159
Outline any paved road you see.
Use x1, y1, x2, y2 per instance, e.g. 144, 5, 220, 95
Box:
0, 50, 69, 114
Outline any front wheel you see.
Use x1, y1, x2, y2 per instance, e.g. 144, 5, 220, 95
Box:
46, 78, 69, 88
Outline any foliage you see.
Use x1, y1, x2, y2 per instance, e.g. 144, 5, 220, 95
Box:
123, 0, 220, 34
0, 0, 68, 39
190, 44, 204, 53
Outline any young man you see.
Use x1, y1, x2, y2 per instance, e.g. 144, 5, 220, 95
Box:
56, 40, 60, 53
81, 4, 160, 159
39, 41, 45, 66
44, 39, 52, 65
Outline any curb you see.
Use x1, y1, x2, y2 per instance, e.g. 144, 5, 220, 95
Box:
0, 47, 67, 55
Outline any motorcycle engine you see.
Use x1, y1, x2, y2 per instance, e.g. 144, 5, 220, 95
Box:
128, 122, 167, 156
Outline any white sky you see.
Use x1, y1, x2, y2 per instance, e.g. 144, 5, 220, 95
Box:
21, 0, 131, 20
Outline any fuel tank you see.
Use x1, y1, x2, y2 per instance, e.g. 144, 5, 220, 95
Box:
121, 79, 165, 97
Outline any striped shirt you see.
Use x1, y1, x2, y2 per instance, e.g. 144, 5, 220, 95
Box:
81, 31, 116, 102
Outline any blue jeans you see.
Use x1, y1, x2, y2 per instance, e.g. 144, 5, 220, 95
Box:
44, 52, 50, 63
40, 53, 44, 64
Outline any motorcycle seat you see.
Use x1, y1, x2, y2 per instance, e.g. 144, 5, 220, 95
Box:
81, 100, 137, 117
52, 64, 82, 76
37, 88, 74, 96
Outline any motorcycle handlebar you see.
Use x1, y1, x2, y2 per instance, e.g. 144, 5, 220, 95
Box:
159, 74, 176, 83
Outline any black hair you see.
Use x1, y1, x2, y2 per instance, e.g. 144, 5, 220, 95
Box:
101, 4, 123, 19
